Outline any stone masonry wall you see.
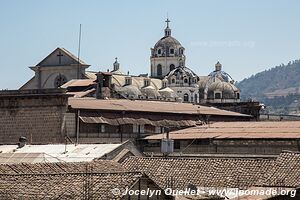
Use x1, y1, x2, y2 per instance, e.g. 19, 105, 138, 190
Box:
0, 89, 69, 144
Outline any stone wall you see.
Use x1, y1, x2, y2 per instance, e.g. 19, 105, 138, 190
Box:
0, 89, 69, 144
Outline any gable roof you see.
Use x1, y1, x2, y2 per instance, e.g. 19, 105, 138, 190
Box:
121, 156, 273, 189
0, 160, 166, 199
256, 151, 300, 188
0, 171, 144, 199
36, 47, 89, 66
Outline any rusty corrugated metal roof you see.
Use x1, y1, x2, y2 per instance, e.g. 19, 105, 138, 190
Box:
144, 121, 300, 140
61, 79, 95, 88
69, 98, 250, 117
67, 88, 96, 98
79, 116, 197, 127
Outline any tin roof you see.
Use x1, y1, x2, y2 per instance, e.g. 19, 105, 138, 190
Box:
67, 88, 96, 98
0, 144, 122, 163
145, 121, 300, 140
80, 116, 199, 127
61, 79, 96, 88
69, 98, 251, 117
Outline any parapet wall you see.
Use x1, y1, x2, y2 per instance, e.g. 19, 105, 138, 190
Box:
0, 89, 69, 144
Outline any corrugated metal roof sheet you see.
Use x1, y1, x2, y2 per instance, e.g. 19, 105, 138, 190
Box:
144, 121, 300, 140
0, 144, 122, 163
67, 88, 96, 98
69, 98, 251, 117
61, 79, 95, 88
0, 153, 61, 164
79, 116, 198, 127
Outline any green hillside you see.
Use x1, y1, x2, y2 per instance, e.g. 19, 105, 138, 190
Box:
237, 60, 300, 114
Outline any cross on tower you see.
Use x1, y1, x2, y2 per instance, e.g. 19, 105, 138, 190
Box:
165, 18, 170, 28
57, 51, 64, 65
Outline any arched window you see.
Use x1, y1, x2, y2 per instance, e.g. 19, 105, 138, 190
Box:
162, 80, 167, 88
194, 94, 198, 103
171, 78, 175, 84
236, 92, 240, 99
183, 93, 189, 102
157, 49, 161, 55
184, 78, 188, 84
157, 64, 162, 76
170, 64, 175, 71
179, 48, 184, 55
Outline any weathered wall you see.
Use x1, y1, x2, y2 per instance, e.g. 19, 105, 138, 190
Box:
142, 139, 300, 155
0, 89, 69, 144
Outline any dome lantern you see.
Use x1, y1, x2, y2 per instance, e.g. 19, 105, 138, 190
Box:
164, 18, 171, 37
215, 61, 222, 71
113, 57, 120, 71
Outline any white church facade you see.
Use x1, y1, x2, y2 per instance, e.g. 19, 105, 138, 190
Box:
21, 19, 240, 104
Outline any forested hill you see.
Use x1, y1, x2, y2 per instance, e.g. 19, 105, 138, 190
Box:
237, 59, 300, 100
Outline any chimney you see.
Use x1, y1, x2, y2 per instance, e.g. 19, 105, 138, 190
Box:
95, 72, 112, 99
18, 136, 27, 148
96, 73, 104, 99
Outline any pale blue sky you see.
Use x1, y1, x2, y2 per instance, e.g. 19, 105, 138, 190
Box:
1, 0, 300, 89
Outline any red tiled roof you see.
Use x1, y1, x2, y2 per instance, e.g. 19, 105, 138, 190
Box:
121, 156, 273, 189
0, 172, 143, 199
257, 151, 300, 188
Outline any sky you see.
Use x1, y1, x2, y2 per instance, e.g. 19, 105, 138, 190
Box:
1, 0, 300, 89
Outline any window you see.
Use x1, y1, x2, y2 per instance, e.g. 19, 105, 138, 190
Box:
194, 94, 198, 103
125, 77, 132, 85
158, 49, 161, 55
139, 125, 145, 133
100, 125, 105, 133
184, 79, 188, 83
236, 93, 240, 99
170, 48, 174, 54
155, 126, 161, 133
162, 81, 167, 88
157, 64, 162, 76
215, 92, 221, 99
179, 48, 184, 55
132, 124, 145, 134
133, 124, 139, 133
171, 78, 175, 84
174, 141, 180, 149
183, 93, 189, 102
170, 64, 175, 71
54, 74, 67, 88
144, 79, 150, 87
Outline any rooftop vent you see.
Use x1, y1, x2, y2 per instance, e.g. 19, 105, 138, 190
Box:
17, 136, 27, 148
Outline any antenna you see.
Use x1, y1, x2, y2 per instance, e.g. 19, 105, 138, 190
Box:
77, 24, 82, 79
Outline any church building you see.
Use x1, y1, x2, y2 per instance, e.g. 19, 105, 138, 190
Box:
20, 48, 90, 90
20, 19, 241, 105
